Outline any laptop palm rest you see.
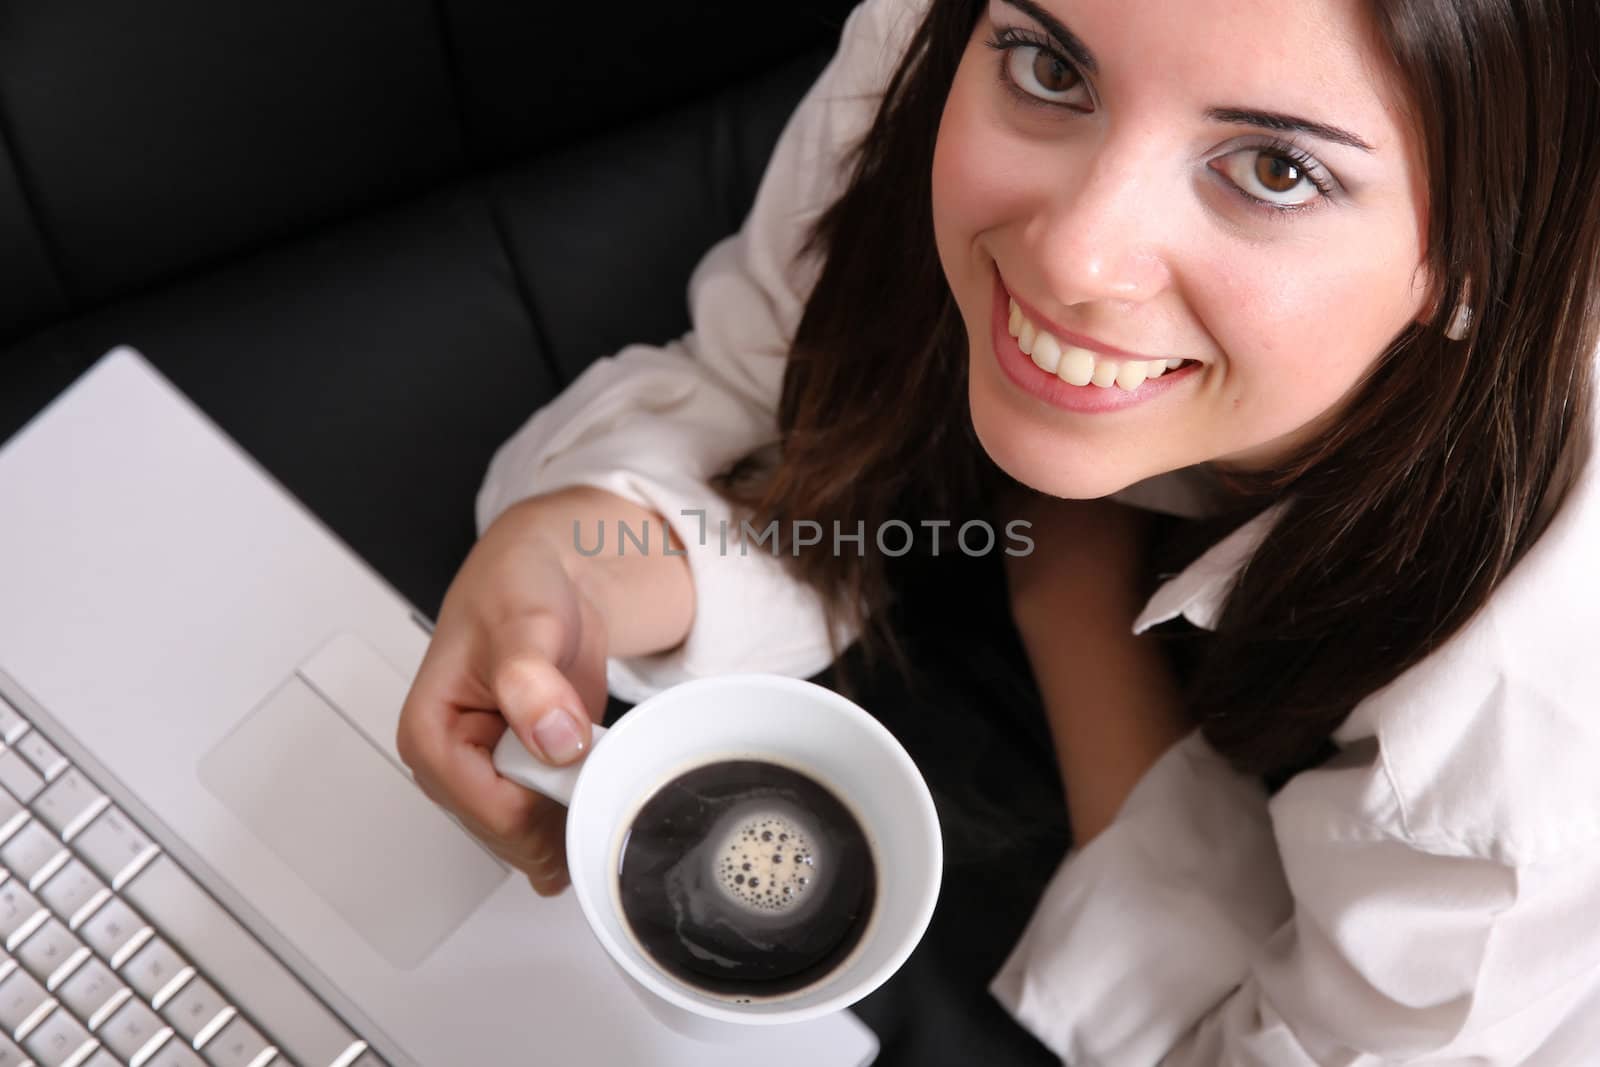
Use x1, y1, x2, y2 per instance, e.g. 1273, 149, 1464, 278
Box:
198, 638, 507, 969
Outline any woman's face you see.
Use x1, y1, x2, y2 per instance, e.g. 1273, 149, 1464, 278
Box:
933, 0, 1436, 499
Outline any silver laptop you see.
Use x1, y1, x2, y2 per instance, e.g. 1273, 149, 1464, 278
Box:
0, 347, 880, 1067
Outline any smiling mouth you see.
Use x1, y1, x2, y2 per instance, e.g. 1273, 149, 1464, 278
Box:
1004, 292, 1198, 390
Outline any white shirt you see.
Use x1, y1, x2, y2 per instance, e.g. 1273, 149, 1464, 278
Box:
474, 0, 1600, 1062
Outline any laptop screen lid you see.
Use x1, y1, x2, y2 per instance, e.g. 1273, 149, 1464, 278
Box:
0, 348, 878, 1065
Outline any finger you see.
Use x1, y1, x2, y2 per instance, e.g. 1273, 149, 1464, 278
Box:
528, 871, 571, 898
451, 705, 578, 855
527, 825, 572, 897
405, 614, 590, 828
398, 603, 591, 889
451, 708, 581, 844
453, 710, 575, 861
453, 785, 562, 875
396, 625, 477, 777
477, 799, 570, 889
564, 587, 614, 735
454, 706, 510, 749
398, 627, 501, 818
436, 705, 573, 895
486, 617, 595, 767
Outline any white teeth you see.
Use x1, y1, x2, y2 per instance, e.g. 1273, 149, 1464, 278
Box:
1030, 331, 1062, 374
1057, 346, 1095, 387
1007, 293, 1191, 392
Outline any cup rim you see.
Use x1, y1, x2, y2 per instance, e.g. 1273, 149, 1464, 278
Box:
564, 672, 943, 1025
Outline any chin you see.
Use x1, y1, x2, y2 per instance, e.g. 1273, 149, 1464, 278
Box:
968, 388, 1147, 501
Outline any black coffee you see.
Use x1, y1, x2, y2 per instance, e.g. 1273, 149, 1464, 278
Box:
616, 759, 877, 1000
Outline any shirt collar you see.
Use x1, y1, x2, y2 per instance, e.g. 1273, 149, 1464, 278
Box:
1131, 501, 1287, 635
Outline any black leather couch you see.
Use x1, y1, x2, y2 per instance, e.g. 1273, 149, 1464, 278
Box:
0, 4, 1071, 1063
0, 0, 860, 617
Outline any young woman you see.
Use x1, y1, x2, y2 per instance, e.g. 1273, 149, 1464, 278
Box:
397, 0, 1600, 1061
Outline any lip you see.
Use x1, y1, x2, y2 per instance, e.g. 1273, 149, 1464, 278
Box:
990, 270, 1200, 414
1001, 278, 1171, 363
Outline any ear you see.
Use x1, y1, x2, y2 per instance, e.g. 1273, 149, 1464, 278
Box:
1413, 267, 1472, 339
1444, 287, 1474, 340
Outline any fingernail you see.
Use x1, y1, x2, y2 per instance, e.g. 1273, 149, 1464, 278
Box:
532, 707, 586, 764
531, 874, 569, 898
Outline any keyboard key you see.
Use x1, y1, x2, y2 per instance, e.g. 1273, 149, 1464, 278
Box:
12, 731, 67, 782
15, 917, 86, 985
124, 857, 357, 1065
0, 697, 27, 745
0, 1031, 28, 1067
32, 771, 107, 840
38, 859, 109, 928
78, 897, 150, 962
199, 1015, 270, 1067
162, 974, 229, 1043
146, 1038, 209, 1067
1, 820, 66, 885
0, 750, 44, 804
21, 1005, 94, 1066
0, 792, 24, 844
122, 937, 190, 1004
0, 961, 49, 1032
98, 997, 171, 1060
0, 879, 45, 942
71, 806, 158, 887
349, 1051, 388, 1066
56, 956, 127, 1023
81, 1051, 123, 1067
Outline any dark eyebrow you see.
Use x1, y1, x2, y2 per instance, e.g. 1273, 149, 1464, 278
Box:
997, 0, 1376, 153
999, 0, 1098, 76
1203, 107, 1374, 152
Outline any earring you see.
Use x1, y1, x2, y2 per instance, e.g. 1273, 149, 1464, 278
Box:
1445, 300, 1473, 341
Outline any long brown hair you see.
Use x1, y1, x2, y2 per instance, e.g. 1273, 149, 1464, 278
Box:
714, 0, 1600, 787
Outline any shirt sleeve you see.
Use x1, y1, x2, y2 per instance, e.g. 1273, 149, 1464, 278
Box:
990, 730, 1598, 1066
988, 729, 1293, 1064
474, 0, 929, 705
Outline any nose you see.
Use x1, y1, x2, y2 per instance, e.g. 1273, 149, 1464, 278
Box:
1022, 138, 1175, 311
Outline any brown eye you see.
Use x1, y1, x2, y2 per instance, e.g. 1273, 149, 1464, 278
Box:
988, 29, 1091, 109
1031, 51, 1079, 95
1255, 154, 1305, 194
1211, 144, 1333, 216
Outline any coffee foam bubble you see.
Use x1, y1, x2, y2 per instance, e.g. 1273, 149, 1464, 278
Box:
711, 804, 821, 915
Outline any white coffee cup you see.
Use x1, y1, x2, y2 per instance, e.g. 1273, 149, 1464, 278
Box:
491, 672, 942, 1042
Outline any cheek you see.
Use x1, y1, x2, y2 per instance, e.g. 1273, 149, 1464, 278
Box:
1210, 249, 1422, 418
930, 99, 981, 273
932, 67, 1033, 268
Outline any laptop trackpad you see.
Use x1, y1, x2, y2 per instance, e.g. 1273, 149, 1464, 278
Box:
199, 673, 508, 969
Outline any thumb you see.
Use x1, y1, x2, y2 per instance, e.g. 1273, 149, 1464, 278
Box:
564, 579, 613, 737
486, 616, 594, 768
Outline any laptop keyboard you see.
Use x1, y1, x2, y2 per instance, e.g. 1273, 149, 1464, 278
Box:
0, 693, 388, 1067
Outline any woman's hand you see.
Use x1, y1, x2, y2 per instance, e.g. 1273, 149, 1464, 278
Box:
396, 498, 612, 897
999, 489, 1190, 845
